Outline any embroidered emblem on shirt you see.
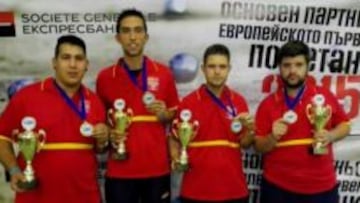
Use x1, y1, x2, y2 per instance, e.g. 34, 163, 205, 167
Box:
148, 77, 159, 91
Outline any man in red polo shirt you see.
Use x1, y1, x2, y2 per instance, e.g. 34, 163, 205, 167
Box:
0, 35, 109, 203
254, 41, 351, 203
96, 9, 179, 203
171, 44, 254, 203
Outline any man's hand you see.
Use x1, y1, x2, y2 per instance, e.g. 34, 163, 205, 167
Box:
235, 113, 254, 131
271, 119, 288, 141
92, 123, 109, 146
146, 100, 168, 121
314, 129, 334, 147
110, 129, 127, 146
10, 172, 26, 192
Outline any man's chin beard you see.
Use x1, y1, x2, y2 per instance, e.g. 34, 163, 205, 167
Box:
283, 79, 305, 89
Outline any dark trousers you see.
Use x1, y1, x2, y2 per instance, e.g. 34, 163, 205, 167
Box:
260, 178, 339, 203
105, 174, 170, 203
180, 196, 249, 203
5, 171, 10, 182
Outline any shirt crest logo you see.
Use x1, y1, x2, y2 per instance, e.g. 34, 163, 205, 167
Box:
148, 77, 159, 91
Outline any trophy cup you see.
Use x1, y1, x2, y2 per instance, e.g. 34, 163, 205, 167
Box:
13, 116, 46, 189
171, 109, 199, 172
306, 94, 332, 155
108, 99, 133, 160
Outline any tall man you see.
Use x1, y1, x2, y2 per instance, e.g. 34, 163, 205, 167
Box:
172, 44, 254, 203
96, 9, 179, 203
254, 41, 351, 203
0, 35, 109, 203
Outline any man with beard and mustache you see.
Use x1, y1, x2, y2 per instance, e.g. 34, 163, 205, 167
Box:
171, 44, 254, 203
96, 9, 179, 203
254, 41, 351, 203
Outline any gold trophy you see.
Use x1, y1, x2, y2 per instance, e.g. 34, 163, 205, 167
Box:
108, 99, 133, 160
13, 116, 46, 189
172, 109, 199, 172
306, 94, 332, 155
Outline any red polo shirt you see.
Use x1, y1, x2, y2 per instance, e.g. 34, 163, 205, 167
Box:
0, 77, 105, 203
178, 85, 249, 201
96, 56, 179, 178
255, 79, 349, 194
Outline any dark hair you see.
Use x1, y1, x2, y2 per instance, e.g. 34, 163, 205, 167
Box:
203, 44, 230, 64
54, 35, 86, 57
116, 9, 147, 33
276, 40, 310, 65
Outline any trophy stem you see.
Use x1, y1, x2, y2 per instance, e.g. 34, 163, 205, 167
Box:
24, 161, 35, 182
113, 141, 128, 160
17, 160, 37, 190
313, 140, 328, 155
176, 147, 189, 172
179, 147, 188, 165
118, 141, 126, 154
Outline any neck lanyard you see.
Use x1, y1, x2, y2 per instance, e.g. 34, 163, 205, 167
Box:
205, 87, 236, 118
284, 85, 306, 110
53, 80, 86, 120
121, 57, 147, 92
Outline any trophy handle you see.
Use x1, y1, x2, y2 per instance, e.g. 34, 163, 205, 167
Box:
323, 105, 332, 126
171, 119, 179, 139
126, 108, 133, 127
305, 104, 314, 124
191, 120, 200, 140
36, 129, 46, 152
12, 129, 20, 141
107, 109, 115, 127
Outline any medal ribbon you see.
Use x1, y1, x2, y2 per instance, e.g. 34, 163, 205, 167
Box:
284, 85, 306, 110
53, 80, 86, 120
205, 87, 236, 118
121, 57, 148, 93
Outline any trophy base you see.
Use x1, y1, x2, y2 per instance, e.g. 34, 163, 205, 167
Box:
175, 163, 189, 172
312, 146, 329, 155
17, 179, 37, 190
113, 152, 128, 160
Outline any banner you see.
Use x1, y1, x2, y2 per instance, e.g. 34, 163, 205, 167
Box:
0, 0, 359, 202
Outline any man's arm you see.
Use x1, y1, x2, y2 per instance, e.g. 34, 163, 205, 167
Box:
329, 122, 351, 142
0, 139, 17, 171
0, 139, 25, 192
254, 119, 288, 153
314, 122, 351, 146
146, 100, 177, 123
92, 123, 110, 153
168, 136, 180, 170
236, 113, 255, 149
240, 130, 254, 149
254, 134, 278, 153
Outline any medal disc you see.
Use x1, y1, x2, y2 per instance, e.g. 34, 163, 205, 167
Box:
283, 110, 298, 124
142, 92, 155, 105
80, 122, 93, 137
231, 120, 242, 133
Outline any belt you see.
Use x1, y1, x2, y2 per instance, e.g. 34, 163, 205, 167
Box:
276, 138, 314, 147
131, 115, 158, 122
188, 139, 240, 148
0, 136, 94, 150
41, 143, 93, 150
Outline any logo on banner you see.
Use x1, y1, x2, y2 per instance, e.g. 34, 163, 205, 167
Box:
0, 12, 16, 37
